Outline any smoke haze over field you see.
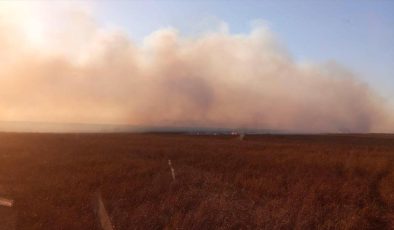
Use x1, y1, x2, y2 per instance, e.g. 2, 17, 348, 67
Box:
0, 3, 393, 133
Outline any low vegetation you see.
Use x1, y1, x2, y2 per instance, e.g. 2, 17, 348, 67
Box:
0, 133, 393, 229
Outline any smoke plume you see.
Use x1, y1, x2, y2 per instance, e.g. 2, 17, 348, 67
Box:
0, 3, 392, 132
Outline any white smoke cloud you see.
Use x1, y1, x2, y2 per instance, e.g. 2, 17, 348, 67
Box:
0, 2, 392, 132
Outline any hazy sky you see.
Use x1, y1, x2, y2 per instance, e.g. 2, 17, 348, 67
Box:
96, 0, 394, 104
0, 0, 393, 132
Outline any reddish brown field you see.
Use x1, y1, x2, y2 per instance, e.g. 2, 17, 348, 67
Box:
0, 133, 393, 229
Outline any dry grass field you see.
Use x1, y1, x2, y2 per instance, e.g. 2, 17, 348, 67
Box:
0, 133, 393, 229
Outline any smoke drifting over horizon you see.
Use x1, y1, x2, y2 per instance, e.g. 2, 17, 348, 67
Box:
0, 3, 393, 132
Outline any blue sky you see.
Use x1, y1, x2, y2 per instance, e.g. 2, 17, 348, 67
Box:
95, 0, 394, 105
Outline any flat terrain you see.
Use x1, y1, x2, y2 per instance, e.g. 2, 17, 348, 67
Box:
0, 133, 393, 229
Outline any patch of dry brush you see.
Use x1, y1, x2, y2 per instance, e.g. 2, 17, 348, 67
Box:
0, 133, 393, 229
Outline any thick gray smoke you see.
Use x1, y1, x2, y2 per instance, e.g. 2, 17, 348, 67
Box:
0, 3, 392, 132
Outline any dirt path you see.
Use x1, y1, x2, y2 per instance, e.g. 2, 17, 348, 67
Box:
95, 190, 114, 230
0, 185, 16, 230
